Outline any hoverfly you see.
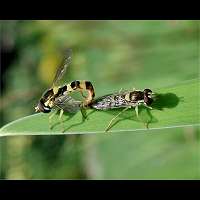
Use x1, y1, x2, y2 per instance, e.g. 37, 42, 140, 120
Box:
88, 88, 154, 131
35, 49, 95, 131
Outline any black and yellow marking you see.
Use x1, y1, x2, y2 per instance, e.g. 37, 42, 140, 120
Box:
35, 80, 95, 113
66, 80, 95, 106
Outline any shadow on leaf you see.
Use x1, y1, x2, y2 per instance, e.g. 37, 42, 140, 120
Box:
152, 92, 180, 110
50, 111, 85, 132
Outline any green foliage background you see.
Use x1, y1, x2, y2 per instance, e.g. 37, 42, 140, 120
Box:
0, 20, 199, 179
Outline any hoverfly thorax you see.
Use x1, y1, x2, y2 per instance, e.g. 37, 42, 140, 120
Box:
129, 90, 144, 102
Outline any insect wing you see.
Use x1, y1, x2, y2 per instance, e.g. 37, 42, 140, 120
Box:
90, 90, 138, 110
90, 93, 120, 110
52, 48, 72, 86
54, 95, 81, 113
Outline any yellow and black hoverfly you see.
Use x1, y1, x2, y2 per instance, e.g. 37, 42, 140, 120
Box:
35, 49, 95, 131
88, 88, 154, 131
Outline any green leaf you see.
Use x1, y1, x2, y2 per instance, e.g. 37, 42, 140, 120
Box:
0, 79, 199, 136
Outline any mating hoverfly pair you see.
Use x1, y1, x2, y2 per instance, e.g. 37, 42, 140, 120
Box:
35, 49, 154, 132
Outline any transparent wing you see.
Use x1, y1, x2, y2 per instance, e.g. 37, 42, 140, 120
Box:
52, 48, 72, 86
54, 95, 81, 113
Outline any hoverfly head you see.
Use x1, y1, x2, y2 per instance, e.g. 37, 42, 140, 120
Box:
35, 98, 51, 113
143, 89, 153, 106
35, 89, 54, 113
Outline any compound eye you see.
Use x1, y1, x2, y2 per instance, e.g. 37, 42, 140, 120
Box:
144, 89, 152, 94
38, 101, 45, 112
36, 100, 51, 113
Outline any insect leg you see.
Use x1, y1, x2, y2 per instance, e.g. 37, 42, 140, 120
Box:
49, 110, 58, 130
80, 105, 87, 121
59, 109, 64, 132
135, 105, 139, 118
118, 88, 123, 93
143, 103, 153, 109
105, 107, 130, 132
54, 105, 65, 132
133, 100, 144, 119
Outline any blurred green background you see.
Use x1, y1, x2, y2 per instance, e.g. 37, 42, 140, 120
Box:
0, 20, 199, 179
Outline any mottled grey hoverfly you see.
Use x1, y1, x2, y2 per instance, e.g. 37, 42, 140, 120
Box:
88, 88, 154, 131
35, 49, 95, 131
